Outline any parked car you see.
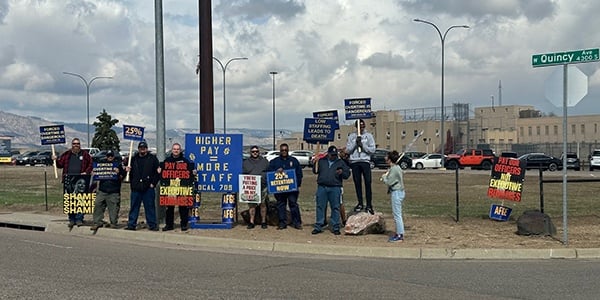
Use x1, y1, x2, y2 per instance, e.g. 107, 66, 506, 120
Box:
30, 151, 53, 166
560, 152, 580, 171
82, 147, 100, 156
370, 148, 390, 169
500, 151, 518, 158
15, 151, 40, 165
290, 150, 313, 168
92, 150, 123, 164
403, 151, 427, 160
411, 153, 444, 169
518, 153, 562, 171
264, 150, 280, 161
589, 149, 600, 171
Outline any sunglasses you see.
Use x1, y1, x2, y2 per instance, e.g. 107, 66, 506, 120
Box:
72, 143, 80, 145
280, 149, 289, 152
251, 150, 259, 153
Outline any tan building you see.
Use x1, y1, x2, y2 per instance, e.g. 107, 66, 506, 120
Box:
289, 104, 600, 159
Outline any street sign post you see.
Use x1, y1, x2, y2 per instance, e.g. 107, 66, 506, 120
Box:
532, 47, 600, 246
532, 48, 599, 67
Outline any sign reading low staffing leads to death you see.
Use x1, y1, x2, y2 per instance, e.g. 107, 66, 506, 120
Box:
185, 134, 243, 193
532, 48, 599, 67
40, 125, 66, 145
123, 124, 145, 141
344, 97, 372, 120
303, 118, 336, 144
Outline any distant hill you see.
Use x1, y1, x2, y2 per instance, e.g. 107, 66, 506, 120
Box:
0, 110, 293, 151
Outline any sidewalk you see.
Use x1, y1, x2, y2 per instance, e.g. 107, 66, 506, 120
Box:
1, 212, 600, 260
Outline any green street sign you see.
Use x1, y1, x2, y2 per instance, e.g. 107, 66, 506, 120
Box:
532, 48, 599, 67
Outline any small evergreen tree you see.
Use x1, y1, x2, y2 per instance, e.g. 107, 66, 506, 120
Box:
92, 109, 120, 151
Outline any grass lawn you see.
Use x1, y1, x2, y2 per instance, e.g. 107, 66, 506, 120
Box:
2, 165, 600, 221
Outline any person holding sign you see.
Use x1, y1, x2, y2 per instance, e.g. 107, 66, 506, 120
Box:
380, 150, 406, 242
346, 119, 376, 214
268, 143, 303, 230
125, 141, 160, 231
91, 150, 125, 231
54, 138, 93, 228
311, 145, 350, 236
242, 145, 270, 229
159, 143, 193, 232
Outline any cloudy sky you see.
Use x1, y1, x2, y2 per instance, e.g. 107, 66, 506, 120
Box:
1, 0, 600, 132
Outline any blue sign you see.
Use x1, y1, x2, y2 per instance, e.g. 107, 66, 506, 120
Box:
313, 110, 339, 130
92, 162, 118, 180
123, 124, 145, 141
266, 169, 298, 194
489, 204, 512, 221
185, 134, 243, 193
303, 118, 336, 144
40, 125, 66, 145
344, 97, 372, 120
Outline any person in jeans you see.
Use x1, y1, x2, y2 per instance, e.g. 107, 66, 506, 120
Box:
91, 150, 125, 230
268, 143, 303, 230
125, 141, 160, 231
346, 119, 376, 214
311, 145, 350, 236
380, 150, 406, 242
54, 138, 93, 228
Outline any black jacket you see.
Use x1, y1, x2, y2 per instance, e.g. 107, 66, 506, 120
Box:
129, 153, 160, 192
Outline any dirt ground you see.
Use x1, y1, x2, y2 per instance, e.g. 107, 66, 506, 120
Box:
4, 205, 600, 249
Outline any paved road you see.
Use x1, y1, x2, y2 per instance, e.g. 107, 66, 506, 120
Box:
2, 228, 600, 299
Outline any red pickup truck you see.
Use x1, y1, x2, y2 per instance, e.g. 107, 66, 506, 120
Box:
445, 148, 496, 170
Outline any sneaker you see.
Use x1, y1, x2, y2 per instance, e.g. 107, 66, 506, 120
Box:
388, 234, 404, 242
149, 227, 159, 231
311, 229, 322, 235
124, 226, 136, 231
293, 224, 302, 230
181, 225, 189, 231
366, 207, 375, 215
333, 230, 341, 236
162, 226, 174, 232
353, 204, 364, 212
276, 225, 287, 230
247, 223, 255, 229
261, 223, 268, 229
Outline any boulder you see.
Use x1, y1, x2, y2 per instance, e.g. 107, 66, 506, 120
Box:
516, 210, 557, 236
344, 212, 386, 235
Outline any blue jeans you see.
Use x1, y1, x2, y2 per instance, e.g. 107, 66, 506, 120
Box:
274, 191, 301, 227
68, 213, 84, 223
391, 190, 405, 234
314, 185, 341, 232
128, 189, 157, 229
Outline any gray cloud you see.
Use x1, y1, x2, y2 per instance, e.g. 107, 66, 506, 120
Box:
215, 0, 306, 22
362, 52, 412, 69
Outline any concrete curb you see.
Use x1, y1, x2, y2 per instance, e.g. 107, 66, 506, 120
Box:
3, 212, 600, 260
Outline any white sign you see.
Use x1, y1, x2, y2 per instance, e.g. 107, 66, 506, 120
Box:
544, 65, 588, 107
238, 175, 261, 204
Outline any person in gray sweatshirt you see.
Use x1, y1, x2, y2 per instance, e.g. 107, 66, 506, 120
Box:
311, 145, 351, 235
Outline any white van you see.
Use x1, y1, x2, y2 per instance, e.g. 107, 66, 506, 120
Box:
82, 147, 100, 156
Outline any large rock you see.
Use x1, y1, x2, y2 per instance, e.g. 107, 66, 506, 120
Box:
516, 210, 557, 236
344, 212, 386, 235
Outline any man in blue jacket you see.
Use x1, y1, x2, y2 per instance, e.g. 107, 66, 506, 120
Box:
268, 143, 303, 230
311, 145, 351, 235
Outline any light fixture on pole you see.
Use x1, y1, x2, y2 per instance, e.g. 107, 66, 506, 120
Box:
413, 18, 469, 167
63, 72, 113, 147
270, 71, 278, 150
213, 57, 248, 134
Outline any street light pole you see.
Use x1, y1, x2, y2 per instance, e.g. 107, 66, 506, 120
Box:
63, 72, 113, 147
413, 19, 468, 167
212, 57, 248, 134
270, 71, 278, 150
